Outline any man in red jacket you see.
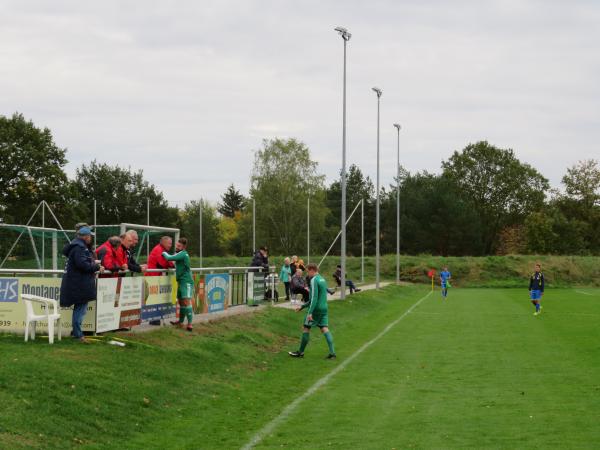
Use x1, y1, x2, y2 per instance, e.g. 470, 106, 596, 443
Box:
146, 236, 174, 276
99, 236, 128, 277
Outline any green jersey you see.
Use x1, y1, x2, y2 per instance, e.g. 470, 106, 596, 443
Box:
163, 250, 194, 285
307, 273, 328, 314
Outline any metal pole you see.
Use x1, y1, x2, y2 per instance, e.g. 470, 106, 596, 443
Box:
93, 199, 97, 250
41, 201, 45, 270
317, 200, 361, 268
361, 198, 364, 283
199, 199, 203, 268
372, 87, 382, 290
252, 198, 256, 251
394, 124, 401, 284
335, 26, 351, 300
146, 198, 150, 259
307, 197, 310, 264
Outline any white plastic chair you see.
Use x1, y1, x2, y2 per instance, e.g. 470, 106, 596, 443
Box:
22, 294, 62, 344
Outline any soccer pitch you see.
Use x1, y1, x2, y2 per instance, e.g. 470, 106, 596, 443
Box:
250, 287, 600, 449
1, 286, 599, 449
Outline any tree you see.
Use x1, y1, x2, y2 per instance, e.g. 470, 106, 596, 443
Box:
249, 138, 329, 255
0, 112, 85, 225
554, 159, 600, 254
74, 161, 178, 227
442, 141, 549, 254
326, 164, 376, 256
218, 184, 246, 218
178, 200, 222, 257
562, 159, 600, 209
218, 211, 242, 255
381, 172, 484, 256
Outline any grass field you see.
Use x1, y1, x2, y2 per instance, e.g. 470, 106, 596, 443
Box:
1, 285, 600, 449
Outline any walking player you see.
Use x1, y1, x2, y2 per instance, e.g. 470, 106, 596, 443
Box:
440, 266, 452, 299
529, 263, 545, 316
289, 263, 336, 359
163, 238, 195, 331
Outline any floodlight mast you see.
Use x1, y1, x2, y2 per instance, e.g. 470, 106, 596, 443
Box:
372, 86, 382, 289
335, 25, 351, 299
393, 123, 401, 285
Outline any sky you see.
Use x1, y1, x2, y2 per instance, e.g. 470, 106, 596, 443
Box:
1, 0, 599, 206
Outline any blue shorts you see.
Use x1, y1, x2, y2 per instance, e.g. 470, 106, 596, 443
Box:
530, 290, 542, 300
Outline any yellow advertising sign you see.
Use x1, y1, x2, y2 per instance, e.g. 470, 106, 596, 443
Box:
0, 277, 96, 334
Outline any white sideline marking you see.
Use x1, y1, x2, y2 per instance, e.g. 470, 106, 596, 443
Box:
576, 290, 594, 296
241, 290, 432, 450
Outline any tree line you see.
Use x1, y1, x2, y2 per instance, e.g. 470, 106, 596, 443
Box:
1, 112, 599, 257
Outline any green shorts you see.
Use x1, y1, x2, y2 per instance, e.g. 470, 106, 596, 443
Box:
177, 282, 194, 300
304, 310, 329, 328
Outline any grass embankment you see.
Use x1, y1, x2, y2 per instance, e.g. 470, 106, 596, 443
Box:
191, 254, 600, 288
4, 254, 600, 287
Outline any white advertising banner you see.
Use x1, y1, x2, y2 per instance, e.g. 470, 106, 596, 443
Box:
96, 277, 143, 333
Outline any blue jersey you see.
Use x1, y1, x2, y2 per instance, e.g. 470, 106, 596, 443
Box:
440, 270, 451, 285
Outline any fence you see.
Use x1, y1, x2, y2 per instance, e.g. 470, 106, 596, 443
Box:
0, 266, 274, 335
0, 222, 181, 271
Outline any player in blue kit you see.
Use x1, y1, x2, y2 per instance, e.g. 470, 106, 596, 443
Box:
529, 263, 544, 316
440, 266, 451, 299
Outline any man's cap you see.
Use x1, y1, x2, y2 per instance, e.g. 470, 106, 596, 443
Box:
77, 226, 94, 236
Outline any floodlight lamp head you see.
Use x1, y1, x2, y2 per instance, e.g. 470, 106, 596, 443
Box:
393, 123, 401, 130
372, 87, 382, 97
334, 26, 351, 40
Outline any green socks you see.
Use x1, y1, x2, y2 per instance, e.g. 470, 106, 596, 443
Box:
179, 305, 193, 324
299, 332, 310, 353
324, 331, 335, 355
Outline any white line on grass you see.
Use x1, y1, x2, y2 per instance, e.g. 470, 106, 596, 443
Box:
576, 290, 594, 296
241, 290, 432, 450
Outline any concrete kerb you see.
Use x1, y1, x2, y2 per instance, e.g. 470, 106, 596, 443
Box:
128, 303, 267, 334
274, 281, 393, 310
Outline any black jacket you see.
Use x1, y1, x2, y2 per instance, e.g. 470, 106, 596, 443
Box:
250, 251, 269, 272
529, 272, 545, 292
126, 246, 142, 273
60, 238, 100, 307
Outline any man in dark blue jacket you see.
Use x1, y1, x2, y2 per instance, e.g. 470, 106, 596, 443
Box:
60, 227, 103, 341
250, 246, 269, 273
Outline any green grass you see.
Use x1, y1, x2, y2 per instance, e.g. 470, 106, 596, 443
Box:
4, 254, 600, 288
188, 255, 600, 288
1, 286, 600, 449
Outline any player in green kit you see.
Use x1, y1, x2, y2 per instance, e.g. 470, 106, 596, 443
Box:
163, 237, 195, 331
289, 263, 336, 359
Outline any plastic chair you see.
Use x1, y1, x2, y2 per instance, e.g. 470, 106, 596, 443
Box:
22, 294, 62, 344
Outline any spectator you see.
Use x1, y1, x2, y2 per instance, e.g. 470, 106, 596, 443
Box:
59, 227, 103, 342
290, 268, 309, 303
94, 237, 110, 264
146, 236, 175, 276
64, 222, 91, 255
279, 257, 292, 301
100, 236, 127, 277
290, 255, 299, 275
297, 258, 306, 273
123, 230, 147, 273
250, 246, 269, 273
333, 264, 361, 294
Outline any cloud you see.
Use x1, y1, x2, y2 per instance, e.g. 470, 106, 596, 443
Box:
1, 0, 599, 205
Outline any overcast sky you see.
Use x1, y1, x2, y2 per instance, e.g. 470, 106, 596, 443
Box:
1, 0, 599, 206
